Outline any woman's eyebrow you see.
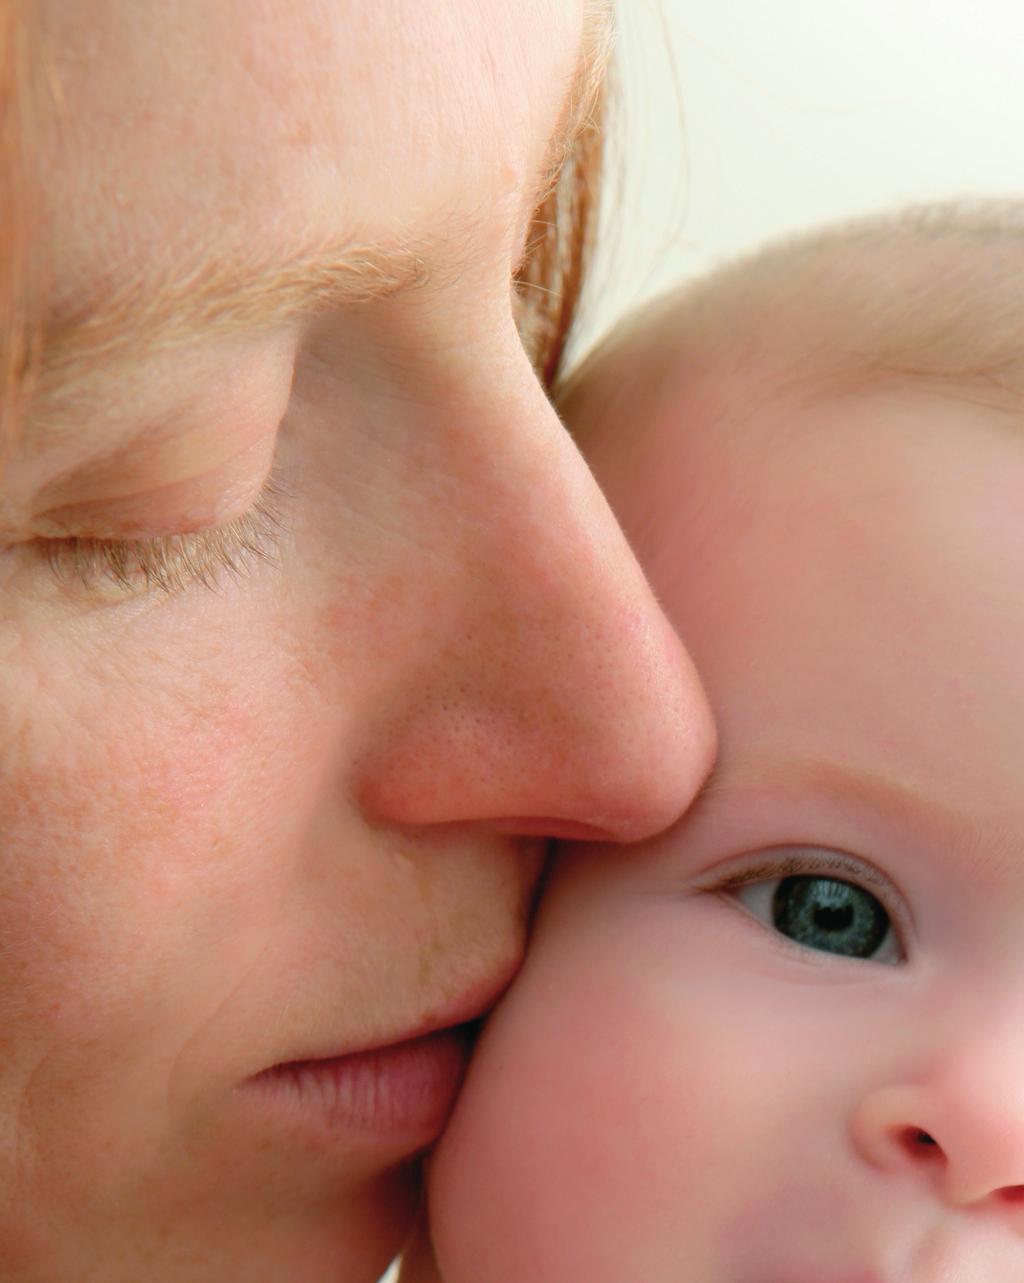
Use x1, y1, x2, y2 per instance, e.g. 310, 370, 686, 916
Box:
37, 237, 434, 393
36, 1, 613, 401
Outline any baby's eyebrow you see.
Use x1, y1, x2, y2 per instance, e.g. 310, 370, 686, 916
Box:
700, 755, 938, 820
694, 753, 990, 855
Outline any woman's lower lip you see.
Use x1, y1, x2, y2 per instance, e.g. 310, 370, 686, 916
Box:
243, 1026, 473, 1147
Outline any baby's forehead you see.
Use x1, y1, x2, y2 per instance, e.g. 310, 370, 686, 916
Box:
563, 286, 1024, 616
562, 289, 789, 489
567, 313, 1024, 806
566, 202, 1024, 484
561, 299, 710, 459
568, 286, 1022, 502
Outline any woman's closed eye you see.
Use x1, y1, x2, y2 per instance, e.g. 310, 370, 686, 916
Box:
36, 469, 289, 598
710, 847, 908, 964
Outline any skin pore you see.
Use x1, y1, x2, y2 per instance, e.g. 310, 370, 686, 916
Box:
421, 306, 1024, 1282
0, 4, 715, 1281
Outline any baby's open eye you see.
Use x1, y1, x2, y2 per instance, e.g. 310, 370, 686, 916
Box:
720, 851, 906, 965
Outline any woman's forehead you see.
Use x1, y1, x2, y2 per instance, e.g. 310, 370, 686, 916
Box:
36, 0, 591, 328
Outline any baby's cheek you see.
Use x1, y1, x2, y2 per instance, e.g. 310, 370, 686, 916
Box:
428, 997, 600, 1280
428, 939, 707, 1283
426, 903, 754, 1283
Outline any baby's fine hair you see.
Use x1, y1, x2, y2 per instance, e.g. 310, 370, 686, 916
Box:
664, 198, 1024, 408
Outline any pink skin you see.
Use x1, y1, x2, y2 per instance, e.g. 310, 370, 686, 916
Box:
0, 4, 715, 1281
426, 365, 1024, 1282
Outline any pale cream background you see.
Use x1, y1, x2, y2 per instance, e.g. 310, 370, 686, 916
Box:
579, 0, 1024, 356
381, 2, 1024, 1278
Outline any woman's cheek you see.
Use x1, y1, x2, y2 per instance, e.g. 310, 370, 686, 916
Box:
0, 605, 308, 1043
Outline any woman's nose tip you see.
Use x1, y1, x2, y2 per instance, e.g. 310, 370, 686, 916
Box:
852, 1085, 1024, 1214
352, 367, 717, 841
356, 559, 718, 841
355, 605, 715, 843
576, 612, 717, 842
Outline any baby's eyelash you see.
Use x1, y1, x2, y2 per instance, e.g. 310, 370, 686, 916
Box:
41, 470, 290, 598
703, 846, 914, 960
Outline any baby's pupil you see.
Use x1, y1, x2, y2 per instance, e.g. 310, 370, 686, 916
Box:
771, 875, 889, 959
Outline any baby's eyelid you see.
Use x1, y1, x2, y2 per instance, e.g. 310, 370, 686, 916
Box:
700, 845, 916, 957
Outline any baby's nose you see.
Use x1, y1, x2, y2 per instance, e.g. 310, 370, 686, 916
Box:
852, 1076, 1024, 1223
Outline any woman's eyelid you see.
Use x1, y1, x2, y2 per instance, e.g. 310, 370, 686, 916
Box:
34, 434, 283, 542
41, 462, 293, 598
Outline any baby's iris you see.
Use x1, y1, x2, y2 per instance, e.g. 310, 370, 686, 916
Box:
772, 875, 889, 959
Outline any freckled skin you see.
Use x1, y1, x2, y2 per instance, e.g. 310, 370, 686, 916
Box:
0, 3, 715, 1279
424, 355, 1024, 1282
0, 496, 537, 1278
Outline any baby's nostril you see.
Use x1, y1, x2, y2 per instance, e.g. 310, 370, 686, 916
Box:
1000, 1185, 1024, 1205
897, 1126, 943, 1160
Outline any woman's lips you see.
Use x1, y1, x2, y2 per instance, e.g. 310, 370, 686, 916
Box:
239, 962, 520, 1149
243, 1024, 474, 1146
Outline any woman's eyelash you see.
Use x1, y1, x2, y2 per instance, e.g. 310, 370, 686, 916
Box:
41, 470, 290, 598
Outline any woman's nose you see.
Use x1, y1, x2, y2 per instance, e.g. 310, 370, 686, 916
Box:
852, 1063, 1024, 1217
355, 369, 716, 844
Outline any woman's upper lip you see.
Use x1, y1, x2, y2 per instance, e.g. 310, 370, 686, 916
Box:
267, 958, 522, 1069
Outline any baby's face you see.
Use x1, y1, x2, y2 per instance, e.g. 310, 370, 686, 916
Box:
425, 355, 1024, 1282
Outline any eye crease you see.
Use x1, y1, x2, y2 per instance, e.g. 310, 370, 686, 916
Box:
711, 846, 908, 965
38, 468, 289, 598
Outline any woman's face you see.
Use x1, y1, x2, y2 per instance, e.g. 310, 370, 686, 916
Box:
0, 3, 714, 1280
